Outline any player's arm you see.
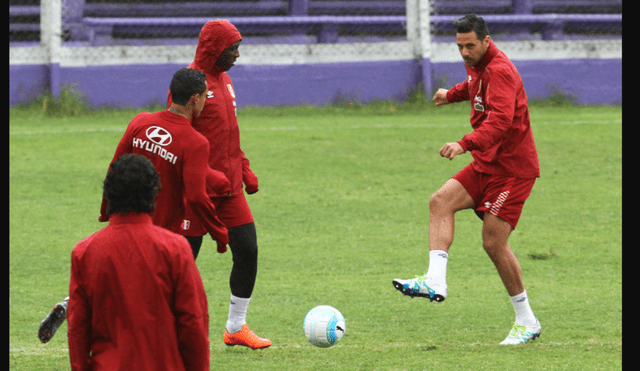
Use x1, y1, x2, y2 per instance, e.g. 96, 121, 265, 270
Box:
240, 151, 259, 194
183, 140, 229, 248
205, 168, 231, 197
439, 142, 465, 160
458, 71, 517, 154
434, 79, 470, 159
445, 79, 470, 103
432, 89, 450, 106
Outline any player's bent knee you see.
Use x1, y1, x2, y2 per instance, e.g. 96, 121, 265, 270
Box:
429, 190, 465, 214
482, 216, 513, 257
429, 191, 448, 213
430, 179, 475, 214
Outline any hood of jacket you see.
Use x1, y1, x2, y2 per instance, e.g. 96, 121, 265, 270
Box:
193, 19, 242, 75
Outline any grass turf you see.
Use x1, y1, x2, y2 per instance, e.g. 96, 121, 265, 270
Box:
10, 103, 621, 370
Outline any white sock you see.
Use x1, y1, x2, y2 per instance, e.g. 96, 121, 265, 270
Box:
510, 290, 536, 326
226, 294, 251, 334
426, 250, 449, 284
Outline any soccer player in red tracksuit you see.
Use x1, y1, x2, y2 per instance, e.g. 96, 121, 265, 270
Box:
39, 68, 230, 347
100, 68, 229, 248
168, 19, 272, 349
393, 14, 542, 345
68, 154, 210, 371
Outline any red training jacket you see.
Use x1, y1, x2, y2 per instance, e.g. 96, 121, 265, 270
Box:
447, 39, 540, 179
68, 213, 209, 371
99, 110, 229, 245
185, 19, 258, 196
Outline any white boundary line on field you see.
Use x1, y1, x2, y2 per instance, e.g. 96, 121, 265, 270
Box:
9, 345, 69, 358
10, 339, 619, 358
9, 118, 621, 136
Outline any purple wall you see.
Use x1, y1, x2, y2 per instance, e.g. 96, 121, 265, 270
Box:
9, 57, 621, 108
432, 59, 622, 105
230, 60, 422, 106
60, 64, 180, 108
10, 64, 51, 105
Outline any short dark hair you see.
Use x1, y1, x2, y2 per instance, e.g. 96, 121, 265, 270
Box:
169, 68, 207, 105
454, 14, 490, 41
103, 154, 161, 215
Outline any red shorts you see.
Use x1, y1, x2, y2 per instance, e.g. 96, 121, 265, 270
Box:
181, 193, 254, 237
452, 164, 536, 229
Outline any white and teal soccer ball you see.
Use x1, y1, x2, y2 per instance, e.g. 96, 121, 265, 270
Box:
303, 305, 346, 348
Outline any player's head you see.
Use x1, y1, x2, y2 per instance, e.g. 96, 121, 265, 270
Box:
170, 68, 207, 105
454, 14, 491, 67
216, 40, 241, 72
169, 68, 208, 116
103, 154, 161, 216
195, 19, 242, 73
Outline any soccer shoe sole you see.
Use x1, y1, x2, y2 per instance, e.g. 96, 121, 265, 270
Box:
392, 279, 446, 303
224, 339, 272, 349
224, 338, 272, 349
38, 303, 67, 343
224, 326, 272, 350
500, 331, 541, 345
500, 320, 542, 345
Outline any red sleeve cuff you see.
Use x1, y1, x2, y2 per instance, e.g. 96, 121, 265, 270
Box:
457, 139, 469, 152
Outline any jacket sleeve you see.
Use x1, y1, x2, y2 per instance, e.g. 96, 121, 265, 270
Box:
171, 238, 210, 371
205, 168, 231, 197
446, 79, 470, 103
99, 121, 135, 222
458, 69, 516, 155
67, 246, 92, 371
182, 139, 229, 245
241, 152, 258, 194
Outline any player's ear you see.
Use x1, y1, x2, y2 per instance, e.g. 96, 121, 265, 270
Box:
189, 93, 199, 106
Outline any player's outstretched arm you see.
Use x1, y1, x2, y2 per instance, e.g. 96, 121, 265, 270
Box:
439, 142, 465, 160
432, 88, 450, 106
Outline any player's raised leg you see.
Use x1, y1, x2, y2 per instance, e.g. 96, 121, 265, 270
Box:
428, 178, 476, 254
392, 179, 475, 302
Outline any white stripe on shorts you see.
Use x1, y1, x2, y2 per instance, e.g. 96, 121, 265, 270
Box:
489, 191, 510, 216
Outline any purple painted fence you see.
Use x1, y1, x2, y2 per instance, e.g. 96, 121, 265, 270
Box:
9, 57, 621, 108
9, 0, 622, 107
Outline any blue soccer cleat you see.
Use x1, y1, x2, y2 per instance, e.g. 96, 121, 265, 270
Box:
392, 275, 447, 303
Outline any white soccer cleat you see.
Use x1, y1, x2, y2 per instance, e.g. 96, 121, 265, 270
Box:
392, 275, 447, 302
500, 319, 541, 345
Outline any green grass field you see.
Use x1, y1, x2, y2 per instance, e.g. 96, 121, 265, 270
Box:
10, 102, 622, 370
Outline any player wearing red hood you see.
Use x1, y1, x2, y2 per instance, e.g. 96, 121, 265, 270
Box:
169, 19, 271, 349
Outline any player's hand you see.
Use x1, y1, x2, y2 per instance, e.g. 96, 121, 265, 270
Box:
439, 142, 464, 160
432, 89, 450, 106
206, 169, 231, 197
243, 169, 259, 195
216, 240, 228, 253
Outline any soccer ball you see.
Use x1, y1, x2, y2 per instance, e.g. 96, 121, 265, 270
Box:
303, 305, 346, 348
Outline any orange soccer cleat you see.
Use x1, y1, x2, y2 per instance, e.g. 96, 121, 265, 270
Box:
224, 324, 272, 349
